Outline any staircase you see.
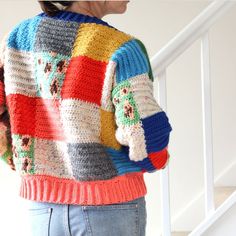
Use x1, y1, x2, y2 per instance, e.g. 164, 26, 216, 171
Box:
170, 186, 236, 236
150, 1, 236, 235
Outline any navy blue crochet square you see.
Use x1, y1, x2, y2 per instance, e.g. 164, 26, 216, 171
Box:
141, 111, 172, 153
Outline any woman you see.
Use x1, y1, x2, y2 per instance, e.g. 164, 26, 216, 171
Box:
0, 1, 172, 235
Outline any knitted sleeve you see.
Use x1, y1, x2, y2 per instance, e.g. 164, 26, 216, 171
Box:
0, 34, 15, 171
111, 38, 172, 173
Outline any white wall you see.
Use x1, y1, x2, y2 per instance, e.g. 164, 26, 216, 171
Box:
0, 1, 236, 235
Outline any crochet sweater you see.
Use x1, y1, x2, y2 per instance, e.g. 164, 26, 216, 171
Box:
0, 10, 172, 205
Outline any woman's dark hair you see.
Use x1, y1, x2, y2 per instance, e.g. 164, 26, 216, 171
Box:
39, 1, 74, 17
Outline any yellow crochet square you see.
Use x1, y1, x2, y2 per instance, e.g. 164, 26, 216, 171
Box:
100, 109, 121, 150
72, 23, 133, 62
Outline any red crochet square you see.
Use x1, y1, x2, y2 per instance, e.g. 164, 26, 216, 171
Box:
6, 94, 65, 141
61, 55, 107, 106
148, 148, 168, 170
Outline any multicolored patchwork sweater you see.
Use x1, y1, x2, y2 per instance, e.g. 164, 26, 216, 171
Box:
0, 10, 172, 205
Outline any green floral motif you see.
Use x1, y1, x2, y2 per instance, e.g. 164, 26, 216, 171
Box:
12, 134, 35, 175
112, 80, 140, 126
34, 51, 70, 99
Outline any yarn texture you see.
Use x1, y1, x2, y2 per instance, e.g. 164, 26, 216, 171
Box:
0, 10, 172, 205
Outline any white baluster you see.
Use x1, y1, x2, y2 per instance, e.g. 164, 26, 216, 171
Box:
157, 70, 171, 236
201, 32, 215, 217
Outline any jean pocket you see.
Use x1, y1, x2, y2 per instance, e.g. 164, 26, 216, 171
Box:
27, 207, 52, 236
82, 199, 141, 236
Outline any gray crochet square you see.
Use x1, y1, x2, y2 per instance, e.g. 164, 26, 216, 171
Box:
34, 17, 80, 56
67, 142, 118, 181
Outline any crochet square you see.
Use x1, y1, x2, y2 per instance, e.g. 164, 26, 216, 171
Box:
128, 73, 163, 119
61, 56, 107, 106
99, 109, 121, 150
34, 52, 70, 99
130, 148, 169, 172
67, 142, 118, 181
7, 94, 65, 141
148, 148, 169, 170
105, 147, 142, 175
8, 17, 41, 51
4, 49, 37, 97
112, 80, 140, 126
34, 138, 73, 178
111, 39, 150, 84
12, 134, 35, 174
7, 94, 36, 136
34, 17, 80, 56
141, 111, 172, 153
59, 98, 101, 143
72, 23, 132, 62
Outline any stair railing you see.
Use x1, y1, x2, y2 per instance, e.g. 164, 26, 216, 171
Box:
149, 1, 236, 235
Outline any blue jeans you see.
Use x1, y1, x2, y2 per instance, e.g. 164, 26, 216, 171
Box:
24, 196, 147, 236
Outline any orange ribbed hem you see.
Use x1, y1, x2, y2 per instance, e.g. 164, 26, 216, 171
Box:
19, 172, 147, 205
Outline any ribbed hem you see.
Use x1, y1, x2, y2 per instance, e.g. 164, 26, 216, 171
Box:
19, 172, 147, 205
